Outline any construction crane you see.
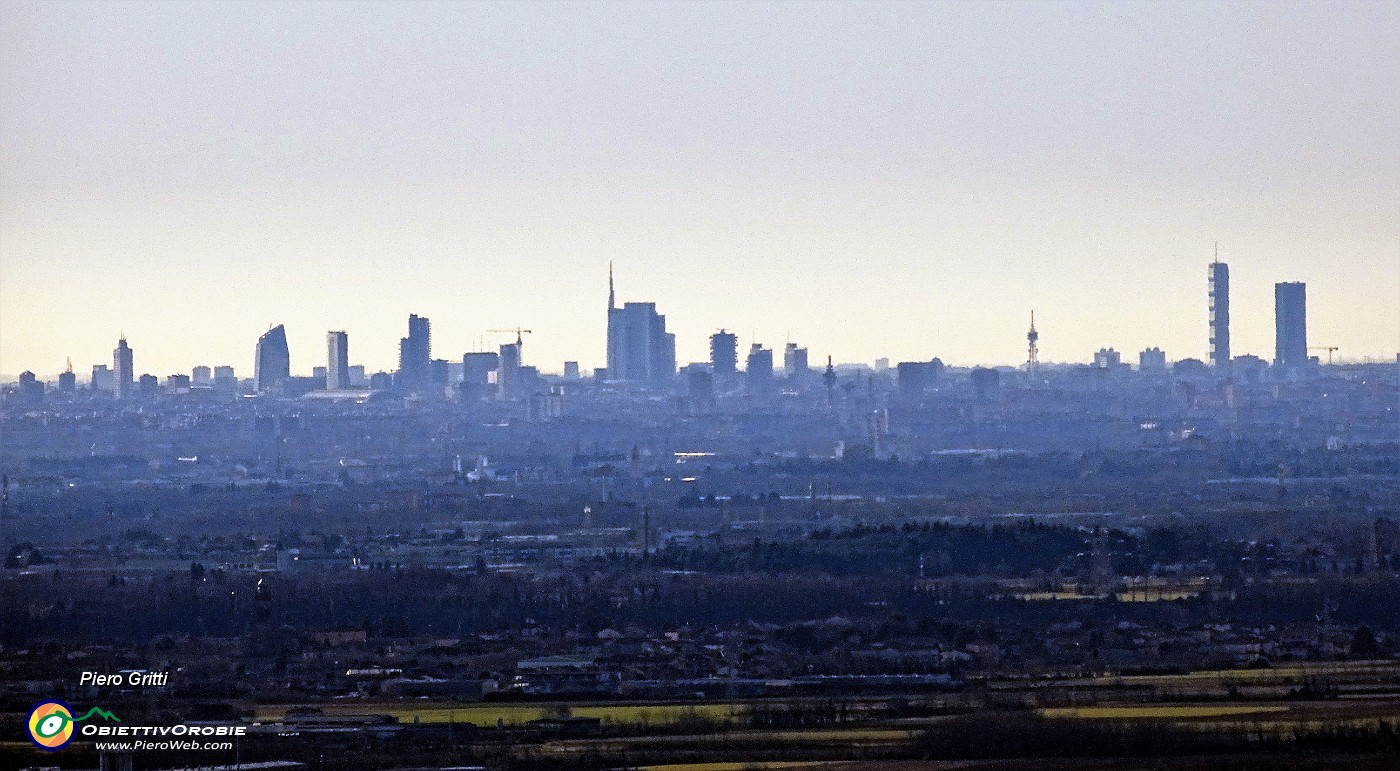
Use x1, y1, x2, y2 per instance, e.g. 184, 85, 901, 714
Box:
488, 328, 534, 346
1309, 346, 1339, 365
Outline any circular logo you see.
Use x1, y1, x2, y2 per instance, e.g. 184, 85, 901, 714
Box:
27, 700, 75, 751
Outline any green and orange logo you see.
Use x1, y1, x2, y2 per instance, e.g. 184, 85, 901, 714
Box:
27, 700, 120, 751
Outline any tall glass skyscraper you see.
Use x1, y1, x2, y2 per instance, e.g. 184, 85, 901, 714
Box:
784, 343, 809, 377
605, 265, 675, 387
113, 337, 133, 399
1209, 260, 1230, 368
746, 343, 775, 400
710, 330, 738, 376
327, 330, 349, 390
254, 324, 291, 393
1275, 282, 1307, 370
397, 314, 431, 391
497, 341, 521, 399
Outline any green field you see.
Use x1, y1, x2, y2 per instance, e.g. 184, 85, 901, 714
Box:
640, 764, 836, 771
257, 701, 743, 727
640, 763, 835, 771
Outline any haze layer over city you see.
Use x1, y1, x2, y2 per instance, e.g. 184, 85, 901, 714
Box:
2, 2, 1399, 771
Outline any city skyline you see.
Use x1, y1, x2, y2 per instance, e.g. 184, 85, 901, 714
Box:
2, 1, 1398, 377
3, 6, 1399, 768
1, 256, 1395, 382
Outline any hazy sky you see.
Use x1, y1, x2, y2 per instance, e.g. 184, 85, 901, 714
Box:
2, 0, 1397, 378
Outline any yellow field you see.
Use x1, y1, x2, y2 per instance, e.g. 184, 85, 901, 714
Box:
1115, 590, 1200, 602
1014, 592, 1100, 601
256, 701, 742, 727
1116, 660, 1400, 684
1012, 590, 1203, 602
1040, 705, 1288, 719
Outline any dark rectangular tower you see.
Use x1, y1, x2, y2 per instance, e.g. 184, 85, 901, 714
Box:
397, 314, 431, 391
710, 330, 738, 375
1209, 260, 1230, 368
326, 331, 349, 390
1275, 282, 1307, 370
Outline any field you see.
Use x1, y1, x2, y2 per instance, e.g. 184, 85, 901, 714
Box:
1117, 659, 1400, 683
640, 764, 838, 771
237, 663, 1400, 769
640, 764, 837, 771
1039, 698, 1400, 734
256, 700, 743, 727
1040, 705, 1288, 719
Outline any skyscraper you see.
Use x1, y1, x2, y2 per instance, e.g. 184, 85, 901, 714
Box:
463, 351, 499, 388
1093, 348, 1122, 368
605, 264, 675, 386
212, 366, 237, 391
254, 324, 291, 394
90, 364, 113, 392
896, 361, 926, 399
113, 337, 133, 399
397, 314, 431, 391
784, 343, 809, 378
497, 341, 521, 399
710, 330, 738, 376
430, 358, 450, 388
1275, 282, 1307, 370
1209, 257, 1231, 368
17, 371, 44, 403
326, 331, 349, 390
746, 343, 773, 396
1139, 347, 1168, 370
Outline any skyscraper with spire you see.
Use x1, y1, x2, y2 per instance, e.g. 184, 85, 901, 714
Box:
605, 263, 675, 386
113, 336, 134, 399
58, 358, 76, 393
